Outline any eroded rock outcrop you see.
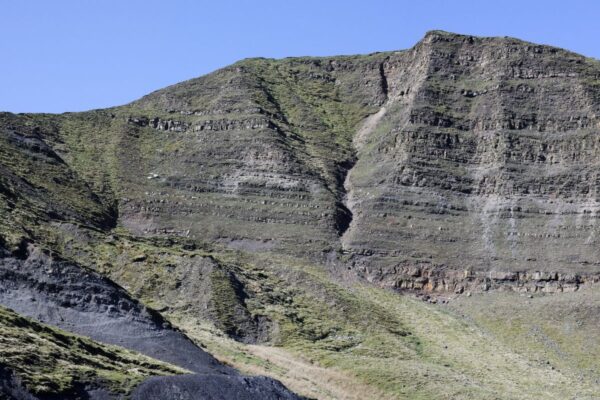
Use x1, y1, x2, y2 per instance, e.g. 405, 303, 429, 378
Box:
11, 31, 600, 296
340, 31, 600, 293
3, 29, 600, 398
0, 243, 302, 399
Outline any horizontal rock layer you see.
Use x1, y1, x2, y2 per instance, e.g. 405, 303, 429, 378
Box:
3, 29, 600, 398
4, 31, 600, 295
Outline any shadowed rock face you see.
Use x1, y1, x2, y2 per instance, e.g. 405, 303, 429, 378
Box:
0, 363, 116, 400
0, 243, 228, 375
0, 245, 303, 399
131, 374, 302, 400
0, 366, 39, 400
0, 305, 186, 400
0, 303, 303, 400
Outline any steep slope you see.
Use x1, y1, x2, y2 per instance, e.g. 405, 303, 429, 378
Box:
23, 30, 600, 294
0, 304, 301, 400
0, 241, 304, 399
48, 54, 389, 257
0, 112, 116, 250
0, 305, 184, 399
1, 31, 600, 399
343, 31, 600, 293
0, 242, 228, 374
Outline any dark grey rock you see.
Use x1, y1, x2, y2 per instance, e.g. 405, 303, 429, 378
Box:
0, 244, 302, 399
131, 374, 304, 400
0, 244, 228, 375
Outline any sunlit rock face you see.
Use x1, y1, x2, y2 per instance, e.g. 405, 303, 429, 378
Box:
119, 32, 600, 293
3, 31, 600, 298
341, 31, 600, 293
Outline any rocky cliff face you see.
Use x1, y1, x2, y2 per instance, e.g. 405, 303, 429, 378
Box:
343, 31, 600, 294
34, 30, 600, 295
2, 31, 600, 399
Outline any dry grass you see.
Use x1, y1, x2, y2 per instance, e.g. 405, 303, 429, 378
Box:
171, 319, 392, 400
243, 345, 394, 400
170, 282, 600, 400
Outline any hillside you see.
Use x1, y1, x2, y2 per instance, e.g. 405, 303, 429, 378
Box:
0, 305, 184, 399
1, 30, 600, 399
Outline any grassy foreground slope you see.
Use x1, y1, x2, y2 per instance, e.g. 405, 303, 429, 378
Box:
0, 306, 185, 398
450, 289, 600, 386
135, 259, 600, 400
43, 228, 600, 399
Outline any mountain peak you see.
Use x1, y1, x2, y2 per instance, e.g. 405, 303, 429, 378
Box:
2, 32, 600, 399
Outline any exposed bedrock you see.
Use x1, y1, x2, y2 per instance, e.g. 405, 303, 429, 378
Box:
0, 242, 228, 374
116, 32, 600, 293
0, 243, 302, 399
353, 260, 600, 295
340, 31, 600, 293
4, 31, 600, 297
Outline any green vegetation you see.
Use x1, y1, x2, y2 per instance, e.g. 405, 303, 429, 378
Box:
450, 290, 600, 383
37, 228, 600, 399
2, 31, 600, 399
0, 306, 186, 397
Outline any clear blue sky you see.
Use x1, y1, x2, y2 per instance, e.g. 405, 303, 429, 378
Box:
2, 0, 599, 113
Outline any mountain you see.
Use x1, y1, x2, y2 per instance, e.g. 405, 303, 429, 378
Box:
1, 30, 600, 399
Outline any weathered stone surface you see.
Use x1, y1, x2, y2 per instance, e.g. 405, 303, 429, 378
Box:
0, 243, 229, 374
119, 32, 600, 295
5, 31, 600, 295
3, 30, 600, 398
340, 31, 600, 293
